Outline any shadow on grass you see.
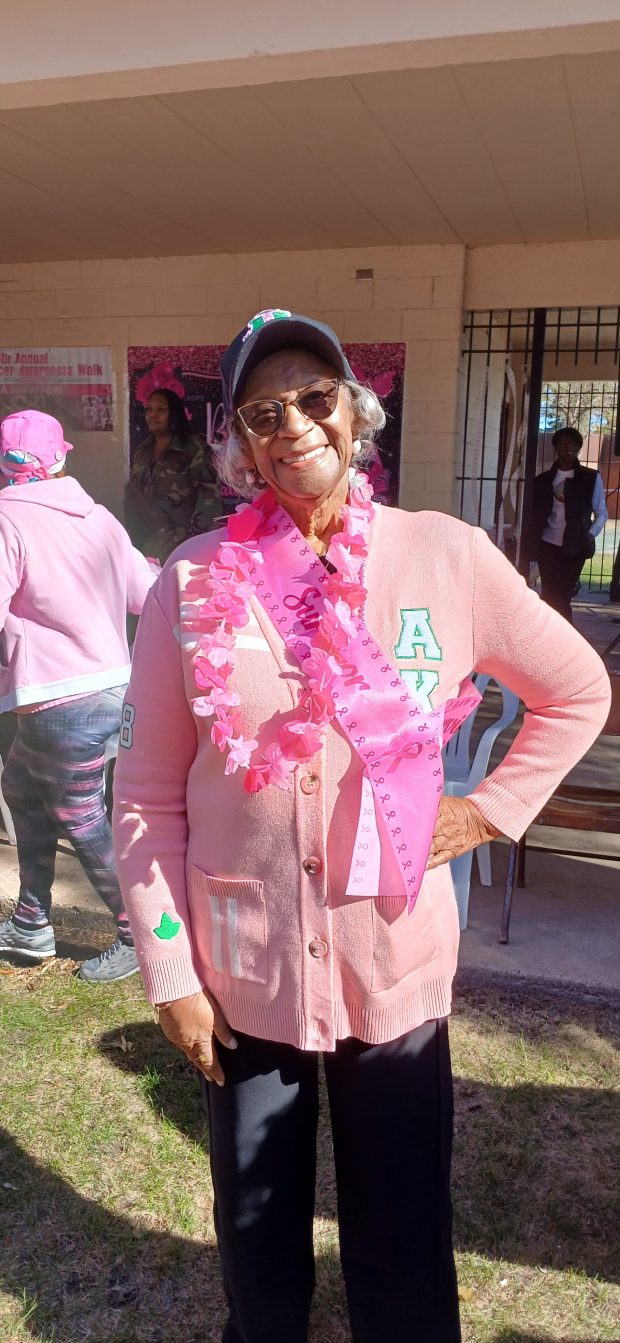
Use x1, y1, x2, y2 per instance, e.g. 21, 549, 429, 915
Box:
491, 1337, 604, 1343
0, 1118, 348, 1343
2, 1006, 616, 1342
99, 1019, 210, 1147
452, 1074, 619, 1284
99, 1019, 341, 1222
99, 1019, 619, 1288
449, 986, 619, 1287
97, 1021, 343, 1222
0, 1125, 227, 1343
1, 1026, 347, 1341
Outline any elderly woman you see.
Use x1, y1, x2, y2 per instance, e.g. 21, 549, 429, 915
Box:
113, 311, 610, 1343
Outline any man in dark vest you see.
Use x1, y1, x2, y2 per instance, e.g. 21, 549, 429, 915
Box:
528, 427, 607, 623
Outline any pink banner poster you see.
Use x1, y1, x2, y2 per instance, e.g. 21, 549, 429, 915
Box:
127, 343, 405, 505
0, 348, 114, 431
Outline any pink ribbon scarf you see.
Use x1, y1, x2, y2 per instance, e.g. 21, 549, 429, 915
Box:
248, 504, 480, 912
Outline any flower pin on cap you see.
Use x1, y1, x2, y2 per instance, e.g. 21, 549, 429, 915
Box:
220, 310, 354, 417
0, 409, 73, 478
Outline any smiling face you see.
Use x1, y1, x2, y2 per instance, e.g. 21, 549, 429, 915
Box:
237, 349, 355, 513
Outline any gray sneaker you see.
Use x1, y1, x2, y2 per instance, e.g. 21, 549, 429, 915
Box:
78, 938, 139, 984
0, 918, 56, 961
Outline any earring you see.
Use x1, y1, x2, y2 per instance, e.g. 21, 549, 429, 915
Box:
245, 467, 256, 488
349, 440, 362, 479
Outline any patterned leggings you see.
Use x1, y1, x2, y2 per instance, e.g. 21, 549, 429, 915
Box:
2, 688, 132, 943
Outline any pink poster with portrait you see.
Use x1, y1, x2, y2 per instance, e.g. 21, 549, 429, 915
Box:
127, 343, 405, 505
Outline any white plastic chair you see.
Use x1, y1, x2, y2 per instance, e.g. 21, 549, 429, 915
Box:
0, 755, 16, 845
443, 674, 520, 930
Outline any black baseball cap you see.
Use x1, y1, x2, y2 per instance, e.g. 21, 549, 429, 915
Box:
220, 309, 355, 417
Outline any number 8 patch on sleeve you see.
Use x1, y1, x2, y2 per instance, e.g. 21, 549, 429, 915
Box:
120, 702, 136, 749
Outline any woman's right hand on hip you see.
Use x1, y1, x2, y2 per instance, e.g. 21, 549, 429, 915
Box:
156, 989, 237, 1086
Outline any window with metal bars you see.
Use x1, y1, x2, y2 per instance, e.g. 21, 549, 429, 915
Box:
458, 307, 620, 592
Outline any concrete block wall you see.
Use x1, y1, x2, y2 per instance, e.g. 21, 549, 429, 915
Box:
0, 244, 466, 517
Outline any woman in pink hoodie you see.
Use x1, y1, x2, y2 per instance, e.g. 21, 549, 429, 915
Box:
0, 409, 156, 982
113, 313, 610, 1343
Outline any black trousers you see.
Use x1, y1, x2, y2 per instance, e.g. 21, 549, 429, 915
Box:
201, 1019, 460, 1343
538, 540, 586, 624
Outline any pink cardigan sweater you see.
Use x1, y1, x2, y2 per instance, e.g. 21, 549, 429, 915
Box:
112, 506, 610, 1050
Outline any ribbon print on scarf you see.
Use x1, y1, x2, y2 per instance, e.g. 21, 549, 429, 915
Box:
250, 507, 480, 912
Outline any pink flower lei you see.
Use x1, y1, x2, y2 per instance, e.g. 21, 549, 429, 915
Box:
191, 474, 376, 793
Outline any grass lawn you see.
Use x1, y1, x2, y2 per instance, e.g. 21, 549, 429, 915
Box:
0, 958, 618, 1343
586, 551, 614, 591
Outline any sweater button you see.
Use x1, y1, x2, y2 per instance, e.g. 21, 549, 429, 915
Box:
302, 856, 322, 876
308, 938, 328, 958
300, 773, 320, 795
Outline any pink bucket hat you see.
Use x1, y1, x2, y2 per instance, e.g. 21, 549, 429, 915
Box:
0, 409, 74, 482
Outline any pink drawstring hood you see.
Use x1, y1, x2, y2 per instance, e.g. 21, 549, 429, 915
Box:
0, 474, 156, 712
0, 408, 74, 485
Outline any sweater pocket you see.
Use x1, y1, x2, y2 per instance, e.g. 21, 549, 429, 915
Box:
370, 892, 438, 993
189, 866, 268, 986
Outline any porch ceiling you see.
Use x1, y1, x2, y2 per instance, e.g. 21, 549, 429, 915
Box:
0, 49, 619, 263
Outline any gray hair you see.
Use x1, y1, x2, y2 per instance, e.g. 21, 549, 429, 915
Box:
212, 379, 387, 499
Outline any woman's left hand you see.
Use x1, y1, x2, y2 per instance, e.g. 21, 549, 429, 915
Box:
426, 796, 501, 869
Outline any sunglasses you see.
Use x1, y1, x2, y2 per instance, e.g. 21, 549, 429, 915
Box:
236, 379, 341, 438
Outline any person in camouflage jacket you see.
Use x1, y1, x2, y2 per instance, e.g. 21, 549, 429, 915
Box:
124, 389, 231, 564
